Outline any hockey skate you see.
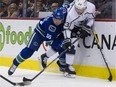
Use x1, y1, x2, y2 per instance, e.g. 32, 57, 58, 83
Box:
38, 53, 48, 69
56, 60, 66, 73
64, 64, 76, 78
8, 64, 17, 75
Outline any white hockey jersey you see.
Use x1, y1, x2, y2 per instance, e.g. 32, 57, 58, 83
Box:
63, 1, 96, 38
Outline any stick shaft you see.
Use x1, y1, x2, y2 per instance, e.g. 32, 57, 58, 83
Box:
93, 31, 112, 80
0, 75, 16, 86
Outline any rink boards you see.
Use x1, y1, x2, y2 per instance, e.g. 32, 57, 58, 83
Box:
0, 19, 116, 80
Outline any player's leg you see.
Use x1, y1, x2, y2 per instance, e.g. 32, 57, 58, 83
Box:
64, 49, 76, 77
8, 31, 44, 75
39, 46, 66, 73
57, 51, 66, 73
64, 38, 78, 78
8, 47, 35, 75
49, 39, 66, 72
39, 47, 57, 69
39, 38, 63, 68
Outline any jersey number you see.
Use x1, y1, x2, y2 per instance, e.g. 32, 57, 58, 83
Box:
46, 33, 52, 39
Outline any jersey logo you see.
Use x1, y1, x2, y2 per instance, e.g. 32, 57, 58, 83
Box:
49, 25, 56, 32
33, 41, 39, 46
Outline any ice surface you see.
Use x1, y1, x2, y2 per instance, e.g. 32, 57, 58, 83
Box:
0, 66, 116, 87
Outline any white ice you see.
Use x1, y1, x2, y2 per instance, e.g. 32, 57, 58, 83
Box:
0, 66, 116, 87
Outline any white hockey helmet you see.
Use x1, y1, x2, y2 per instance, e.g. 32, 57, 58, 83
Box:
74, 0, 87, 10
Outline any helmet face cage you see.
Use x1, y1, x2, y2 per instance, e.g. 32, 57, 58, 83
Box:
75, 0, 87, 10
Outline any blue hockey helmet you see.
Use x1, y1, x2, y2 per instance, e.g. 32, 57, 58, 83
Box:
52, 7, 66, 20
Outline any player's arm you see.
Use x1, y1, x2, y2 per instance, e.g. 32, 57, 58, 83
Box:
63, 15, 74, 49
79, 5, 96, 39
86, 4, 96, 27
63, 15, 74, 39
35, 17, 50, 38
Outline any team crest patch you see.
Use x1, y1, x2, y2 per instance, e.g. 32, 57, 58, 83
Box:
33, 42, 39, 46
49, 25, 56, 32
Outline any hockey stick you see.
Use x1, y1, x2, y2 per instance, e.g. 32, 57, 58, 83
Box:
22, 37, 80, 85
92, 31, 112, 81
0, 74, 31, 86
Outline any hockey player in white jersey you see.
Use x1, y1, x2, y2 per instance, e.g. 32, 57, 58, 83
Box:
63, 0, 96, 77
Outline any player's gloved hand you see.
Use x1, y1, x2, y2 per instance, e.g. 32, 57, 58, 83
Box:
79, 25, 91, 38
63, 38, 71, 49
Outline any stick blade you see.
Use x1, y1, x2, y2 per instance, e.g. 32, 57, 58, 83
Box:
108, 75, 112, 82
23, 77, 32, 82
16, 81, 31, 86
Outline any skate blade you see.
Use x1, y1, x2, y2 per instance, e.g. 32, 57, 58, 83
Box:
64, 72, 76, 78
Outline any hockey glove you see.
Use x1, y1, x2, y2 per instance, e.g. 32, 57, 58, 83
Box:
80, 25, 91, 38
63, 38, 71, 49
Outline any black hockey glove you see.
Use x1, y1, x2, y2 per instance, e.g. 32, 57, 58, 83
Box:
71, 26, 81, 38
79, 25, 91, 38
63, 38, 71, 49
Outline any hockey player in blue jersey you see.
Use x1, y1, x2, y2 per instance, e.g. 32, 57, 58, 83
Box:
8, 7, 67, 75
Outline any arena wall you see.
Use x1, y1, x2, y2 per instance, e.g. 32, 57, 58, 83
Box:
0, 19, 116, 80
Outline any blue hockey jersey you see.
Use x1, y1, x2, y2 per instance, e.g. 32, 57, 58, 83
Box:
35, 7, 67, 41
